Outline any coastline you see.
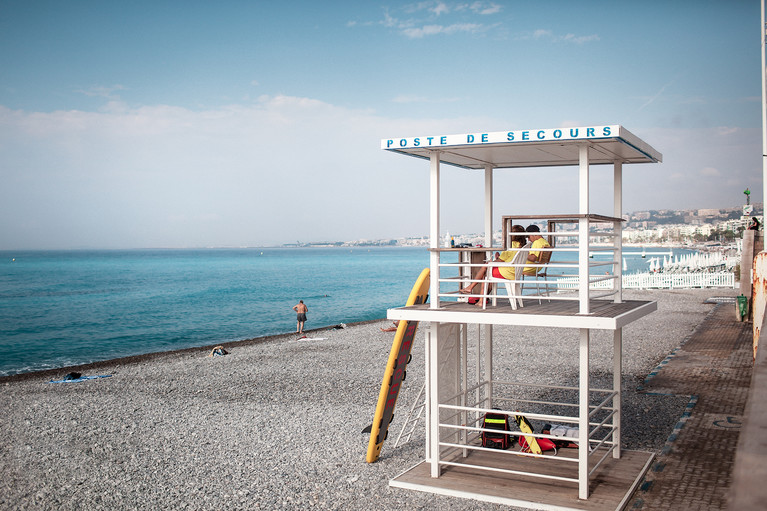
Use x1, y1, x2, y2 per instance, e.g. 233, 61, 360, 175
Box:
1, 288, 735, 510
0, 318, 385, 384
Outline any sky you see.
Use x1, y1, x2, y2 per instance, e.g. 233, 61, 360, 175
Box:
0, 0, 763, 249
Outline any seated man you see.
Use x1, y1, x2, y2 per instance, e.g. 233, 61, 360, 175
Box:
460, 225, 526, 303
523, 225, 551, 277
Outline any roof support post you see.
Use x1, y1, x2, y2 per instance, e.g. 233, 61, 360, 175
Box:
578, 145, 590, 314
430, 152, 441, 309
578, 328, 590, 499
484, 165, 494, 247
762, 0, 767, 220
614, 161, 623, 303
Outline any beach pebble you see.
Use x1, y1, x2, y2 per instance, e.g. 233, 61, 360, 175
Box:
0, 288, 725, 510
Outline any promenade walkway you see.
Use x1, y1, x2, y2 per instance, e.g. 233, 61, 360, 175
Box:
627, 300, 753, 510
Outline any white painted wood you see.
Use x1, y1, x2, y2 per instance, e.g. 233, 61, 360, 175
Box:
613, 328, 622, 459
578, 145, 590, 315
614, 161, 623, 304
424, 328, 433, 463
381, 125, 663, 169
430, 152, 440, 309
387, 300, 658, 330
382, 125, 662, 506
484, 165, 493, 248
484, 324, 493, 408
428, 325, 441, 477
578, 328, 590, 500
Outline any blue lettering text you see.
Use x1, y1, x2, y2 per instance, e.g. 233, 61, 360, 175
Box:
602, 126, 611, 136
413, 138, 420, 146
400, 139, 408, 147
440, 136, 447, 144
427, 137, 434, 145
553, 130, 562, 139
522, 131, 530, 140
481, 133, 488, 142
387, 139, 394, 148
507, 131, 515, 141
537, 130, 546, 140
467, 134, 475, 143
570, 128, 579, 137
587, 128, 595, 137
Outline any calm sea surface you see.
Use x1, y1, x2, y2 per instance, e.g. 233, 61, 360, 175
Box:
0, 246, 695, 376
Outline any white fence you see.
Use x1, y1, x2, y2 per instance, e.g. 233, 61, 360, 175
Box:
556, 271, 736, 290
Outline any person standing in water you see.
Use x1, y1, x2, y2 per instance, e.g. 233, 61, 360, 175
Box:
293, 300, 308, 334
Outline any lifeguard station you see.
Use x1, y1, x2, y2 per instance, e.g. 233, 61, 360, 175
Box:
382, 126, 662, 510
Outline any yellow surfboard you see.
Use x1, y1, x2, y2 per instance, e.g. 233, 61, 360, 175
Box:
365, 268, 430, 463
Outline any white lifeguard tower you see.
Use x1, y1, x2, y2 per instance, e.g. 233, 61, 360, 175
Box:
383, 126, 662, 510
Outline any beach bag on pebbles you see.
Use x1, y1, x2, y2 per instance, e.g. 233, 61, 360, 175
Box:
209, 346, 228, 357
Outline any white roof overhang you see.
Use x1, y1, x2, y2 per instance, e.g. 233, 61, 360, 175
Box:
381, 125, 662, 169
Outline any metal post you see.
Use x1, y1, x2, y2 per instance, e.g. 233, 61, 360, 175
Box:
614, 160, 623, 303
424, 328, 432, 463
579, 328, 590, 500
579, 145, 590, 314
430, 152, 441, 309
484, 324, 493, 408
613, 328, 622, 459
484, 165, 494, 247
428, 324, 441, 477
461, 323, 468, 457
762, 1, 767, 214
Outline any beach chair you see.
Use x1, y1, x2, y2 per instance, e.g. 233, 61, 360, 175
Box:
522, 248, 553, 304
483, 243, 531, 311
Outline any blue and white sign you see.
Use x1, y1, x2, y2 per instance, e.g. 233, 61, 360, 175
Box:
382, 125, 619, 150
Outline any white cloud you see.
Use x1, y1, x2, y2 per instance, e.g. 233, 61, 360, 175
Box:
528, 29, 599, 44
402, 22, 484, 38
75, 85, 126, 99
431, 1, 449, 16
371, 2, 501, 38
0, 101, 759, 249
391, 94, 460, 104
560, 33, 599, 44
471, 2, 502, 15
0, 99, 495, 249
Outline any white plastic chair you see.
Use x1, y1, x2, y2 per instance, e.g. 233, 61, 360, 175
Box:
483, 243, 531, 310
521, 248, 553, 303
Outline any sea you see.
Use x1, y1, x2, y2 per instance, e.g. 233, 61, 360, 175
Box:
0, 246, 696, 377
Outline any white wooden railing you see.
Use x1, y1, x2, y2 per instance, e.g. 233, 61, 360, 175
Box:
556, 271, 735, 290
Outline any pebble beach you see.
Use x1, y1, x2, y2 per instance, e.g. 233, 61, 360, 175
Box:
1, 288, 733, 510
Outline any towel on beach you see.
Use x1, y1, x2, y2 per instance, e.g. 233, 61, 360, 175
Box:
48, 374, 113, 384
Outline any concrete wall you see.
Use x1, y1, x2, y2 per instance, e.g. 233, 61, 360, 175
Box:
729, 250, 767, 509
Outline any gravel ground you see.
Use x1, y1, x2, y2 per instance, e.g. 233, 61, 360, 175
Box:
0, 288, 732, 510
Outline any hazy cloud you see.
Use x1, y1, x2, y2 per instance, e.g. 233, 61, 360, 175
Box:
391, 94, 460, 103
0, 100, 760, 249
402, 22, 484, 38
529, 29, 599, 44
370, 1, 502, 38
75, 85, 126, 99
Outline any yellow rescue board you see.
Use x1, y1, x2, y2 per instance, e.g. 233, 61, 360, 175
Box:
365, 268, 430, 463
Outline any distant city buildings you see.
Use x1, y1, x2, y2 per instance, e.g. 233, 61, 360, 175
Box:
288, 204, 763, 248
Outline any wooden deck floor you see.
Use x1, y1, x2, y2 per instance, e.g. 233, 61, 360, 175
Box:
389, 299, 657, 330
391, 447, 654, 511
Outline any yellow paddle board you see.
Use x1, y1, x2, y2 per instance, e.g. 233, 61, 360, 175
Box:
365, 268, 429, 463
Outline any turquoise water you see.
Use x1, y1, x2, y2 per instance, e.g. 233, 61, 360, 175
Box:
0, 246, 696, 377
0, 247, 430, 376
